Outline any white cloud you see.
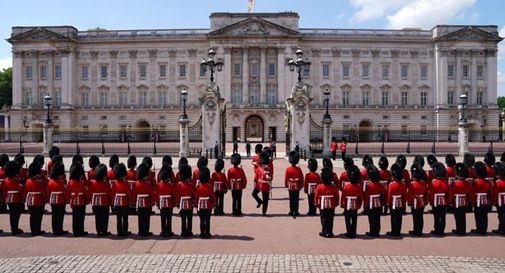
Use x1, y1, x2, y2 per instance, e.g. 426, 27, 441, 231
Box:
499, 26, 505, 61
349, 0, 409, 23
498, 71, 505, 97
0, 57, 12, 71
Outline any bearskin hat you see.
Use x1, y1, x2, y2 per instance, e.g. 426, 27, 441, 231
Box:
445, 154, 456, 167
347, 165, 361, 184
179, 164, 192, 181
28, 162, 42, 178
109, 154, 119, 168
0, 154, 9, 167
52, 155, 63, 164
395, 155, 407, 169
196, 156, 208, 168
178, 157, 189, 170
33, 154, 44, 167
495, 162, 505, 178
48, 146, 60, 160
231, 153, 241, 166
323, 157, 333, 169
14, 153, 25, 166
432, 162, 447, 179
263, 147, 273, 158
464, 153, 475, 167
162, 155, 173, 167
308, 158, 318, 172
288, 151, 300, 165
362, 154, 373, 168
254, 144, 263, 154
500, 152, 505, 163
88, 155, 100, 169
4, 161, 20, 178
413, 155, 425, 168
378, 156, 389, 170
72, 154, 83, 165
455, 163, 469, 179
474, 161, 487, 179
94, 164, 108, 181
215, 158, 225, 172
366, 165, 380, 182
410, 164, 426, 181
427, 154, 438, 167
50, 162, 65, 179
343, 157, 354, 170
142, 157, 153, 169
113, 163, 127, 179
127, 155, 137, 169
69, 163, 84, 180
198, 167, 210, 183
321, 167, 333, 185
484, 152, 496, 166
259, 151, 270, 165
391, 163, 403, 181
158, 165, 172, 181
136, 163, 150, 180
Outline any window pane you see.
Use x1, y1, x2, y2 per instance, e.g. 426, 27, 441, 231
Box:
233, 63, 241, 76
179, 65, 186, 77
382, 64, 389, 78
268, 63, 276, 76
322, 64, 330, 77
40, 66, 46, 79
119, 65, 127, 78
139, 64, 147, 79
160, 65, 166, 78
55, 65, 62, 79
26, 66, 32, 80
362, 63, 369, 78
100, 65, 108, 79
82, 66, 89, 80
250, 63, 259, 76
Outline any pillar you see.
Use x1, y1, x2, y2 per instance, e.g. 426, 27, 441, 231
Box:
286, 82, 311, 152
43, 122, 53, 155
200, 82, 224, 154
322, 116, 332, 157
179, 117, 190, 158
260, 47, 267, 104
242, 47, 249, 104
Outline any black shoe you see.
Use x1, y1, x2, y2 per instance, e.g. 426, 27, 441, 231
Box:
294, 212, 300, 217
288, 211, 293, 216
326, 233, 335, 238
430, 230, 444, 236
256, 201, 263, 208
386, 231, 400, 237
492, 229, 503, 234
12, 229, 24, 235
319, 232, 326, 238
471, 229, 487, 235
366, 232, 379, 237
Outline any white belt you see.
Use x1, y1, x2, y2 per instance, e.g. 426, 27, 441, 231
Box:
136, 194, 150, 207
180, 196, 191, 210
433, 193, 445, 207
454, 194, 466, 208
92, 192, 106, 206
369, 194, 381, 209
413, 194, 424, 209
214, 181, 224, 191
465, 178, 474, 184
362, 180, 370, 192
308, 183, 317, 195
114, 193, 127, 206
448, 177, 455, 185
320, 195, 333, 210
26, 192, 41, 206
486, 177, 495, 184
50, 191, 64, 205
380, 180, 388, 189
499, 192, 505, 207
346, 196, 358, 210
198, 197, 210, 211
476, 193, 488, 207
392, 195, 402, 210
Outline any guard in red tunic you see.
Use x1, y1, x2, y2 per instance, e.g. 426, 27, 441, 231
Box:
386, 163, 407, 237
426, 155, 439, 182
212, 158, 228, 215
484, 152, 496, 179
429, 162, 449, 236
89, 164, 112, 236
464, 153, 476, 179
493, 162, 505, 234
450, 163, 472, 236
176, 164, 196, 237
408, 164, 428, 236
14, 154, 27, 186
445, 154, 457, 181
360, 155, 373, 182
196, 167, 215, 238
0, 154, 10, 214
329, 138, 338, 160
339, 157, 354, 190
126, 155, 137, 214
304, 159, 321, 216
142, 157, 157, 193
339, 137, 347, 161
323, 158, 340, 189
2, 161, 24, 235
193, 156, 208, 185
285, 151, 304, 217
471, 162, 493, 235
395, 155, 410, 186
66, 163, 89, 237
364, 165, 385, 237
340, 165, 363, 238
87, 155, 101, 181
157, 165, 176, 237
135, 163, 155, 237
252, 151, 272, 216
47, 146, 60, 174
107, 155, 119, 181
175, 157, 190, 183
25, 162, 47, 236
251, 144, 263, 171
227, 154, 247, 216
47, 162, 68, 236
112, 163, 132, 236
378, 156, 391, 215
315, 167, 339, 238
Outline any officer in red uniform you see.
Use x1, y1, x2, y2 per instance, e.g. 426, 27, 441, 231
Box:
340, 165, 363, 238
364, 165, 385, 237
196, 167, 215, 238
176, 164, 196, 237
329, 137, 338, 160
360, 155, 373, 182
175, 157, 189, 183
193, 156, 208, 184
252, 151, 272, 216
378, 156, 391, 215
285, 151, 304, 217
25, 162, 47, 236
304, 159, 321, 216
212, 158, 228, 215
251, 144, 263, 170
445, 154, 457, 180
227, 154, 247, 216
386, 163, 407, 237
339, 137, 347, 161
493, 162, 505, 234
484, 152, 496, 179
142, 157, 157, 193
135, 163, 155, 237
112, 163, 132, 236
87, 155, 101, 181
66, 163, 89, 237
315, 167, 339, 238
126, 155, 137, 215
157, 165, 176, 237
408, 164, 428, 236
2, 161, 23, 235
47, 146, 60, 174
89, 164, 112, 236
450, 163, 472, 236
339, 157, 354, 190
47, 162, 68, 236
429, 162, 449, 236
472, 162, 493, 235
426, 155, 439, 182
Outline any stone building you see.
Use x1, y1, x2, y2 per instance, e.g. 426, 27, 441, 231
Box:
7, 12, 503, 143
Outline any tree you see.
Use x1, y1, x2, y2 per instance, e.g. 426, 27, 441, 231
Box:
0, 68, 12, 108
498, 96, 505, 109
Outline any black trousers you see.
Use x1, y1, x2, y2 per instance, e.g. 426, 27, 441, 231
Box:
367, 207, 382, 236
411, 207, 425, 234
307, 193, 316, 215
231, 190, 243, 215
115, 206, 129, 235
252, 188, 269, 215
28, 206, 44, 235
432, 206, 446, 235
320, 208, 335, 235
344, 209, 358, 237
8, 203, 24, 233
72, 205, 86, 236
453, 207, 467, 234
51, 204, 66, 234
288, 190, 300, 215
341, 151, 346, 160
180, 209, 193, 236
474, 205, 490, 233
160, 207, 173, 235
390, 208, 404, 236
137, 207, 152, 236
198, 209, 212, 236
214, 191, 225, 214
92, 206, 110, 235
498, 206, 505, 233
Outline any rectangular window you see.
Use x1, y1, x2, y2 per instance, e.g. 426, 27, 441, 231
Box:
82, 66, 89, 80
233, 63, 241, 77
462, 64, 469, 78
55, 65, 62, 80
362, 91, 369, 106
420, 65, 428, 79
159, 64, 167, 78
420, 92, 427, 106
139, 64, 147, 79
342, 63, 350, 78
342, 91, 350, 106
362, 63, 370, 78
55, 92, 62, 107
477, 92, 483, 105
119, 64, 127, 79
268, 63, 276, 77
231, 89, 242, 105
477, 65, 483, 78
401, 92, 408, 106
250, 63, 259, 77
421, 125, 427, 135
119, 92, 128, 106
25, 91, 33, 106
382, 64, 389, 79
303, 65, 310, 77
100, 65, 108, 79
158, 92, 167, 106
267, 89, 277, 106
25, 66, 32, 80
250, 89, 260, 104
99, 92, 108, 107
401, 64, 408, 79
401, 125, 408, 135
81, 92, 89, 106
199, 64, 206, 77
382, 92, 389, 106
179, 64, 186, 78
40, 65, 47, 80
139, 92, 148, 106
448, 64, 455, 78
448, 91, 454, 105
322, 63, 330, 78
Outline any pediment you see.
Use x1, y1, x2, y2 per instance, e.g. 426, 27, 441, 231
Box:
340, 84, 352, 91
380, 84, 392, 91
156, 84, 169, 91
79, 85, 90, 91
136, 84, 149, 91
98, 85, 110, 91
208, 17, 299, 37
8, 27, 74, 43
399, 84, 411, 91
360, 84, 372, 90
117, 85, 129, 91
435, 27, 502, 42
419, 85, 431, 90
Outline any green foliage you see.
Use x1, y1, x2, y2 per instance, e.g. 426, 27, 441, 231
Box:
498, 96, 505, 110
0, 68, 12, 108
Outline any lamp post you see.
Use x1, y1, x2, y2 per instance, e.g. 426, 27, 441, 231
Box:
200, 49, 223, 83
152, 125, 157, 155
288, 49, 311, 83
127, 125, 131, 155
458, 94, 469, 156
181, 89, 188, 119
179, 89, 190, 157
43, 93, 53, 155
322, 89, 332, 157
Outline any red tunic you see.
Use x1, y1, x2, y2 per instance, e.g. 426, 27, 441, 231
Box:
446, 166, 455, 179
134, 179, 155, 208
211, 171, 228, 193
364, 181, 385, 209
18, 168, 28, 184
360, 168, 369, 182
486, 165, 496, 179
89, 179, 111, 207
387, 180, 407, 209
107, 169, 116, 181
195, 183, 215, 211
87, 169, 96, 181
472, 178, 492, 207
284, 165, 304, 191
408, 179, 428, 209
254, 165, 272, 192
227, 166, 247, 191
156, 181, 177, 209
340, 183, 363, 210
430, 178, 450, 207
24, 176, 47, 207
493, 178, 505, 206
252, 154, 260, 169
339, 142, 347, 152
314, 183, 339, 209
111, 178, 133, 207
2, 177, 24, 204
47, 177, 67, 205
126, 168, 137, 193
450, 178, 472, 208
330, 142, 338, 152
303, 171, 321, 195
339, 171, 348, 190
66, 178, 88, 208
176, 180, 196, 210
402, 169, 411, 185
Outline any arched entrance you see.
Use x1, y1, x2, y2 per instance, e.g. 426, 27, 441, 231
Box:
134, 119, 150, 142
245, 115, 264, 142
358, 120, 373, 142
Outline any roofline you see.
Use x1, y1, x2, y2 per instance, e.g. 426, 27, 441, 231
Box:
210, 12, 299, 18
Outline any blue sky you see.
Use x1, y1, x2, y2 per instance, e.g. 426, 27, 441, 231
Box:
1, 0, 504, 95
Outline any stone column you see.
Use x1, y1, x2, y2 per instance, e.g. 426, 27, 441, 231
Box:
322, 116, 332, 157
12, 51, 23, 109
61, 50, 75, 108
277, 47, 286, 103
286, 82, 311, 152
43, 122, 53, 155
179, 117, 190, 158
223, 47, 232, 101
486, 49, 498, 104
200, 82, 224, 154
4, 115, 9, 141
260, 47, 267, 104
242, 47, 249, 103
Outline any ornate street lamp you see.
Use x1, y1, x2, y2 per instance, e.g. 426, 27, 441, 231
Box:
181, 89, 188, 119
288, 49, 311, 83
323, 89, 331, 119
44, 94, 52, 124
200, 49, 223, 82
